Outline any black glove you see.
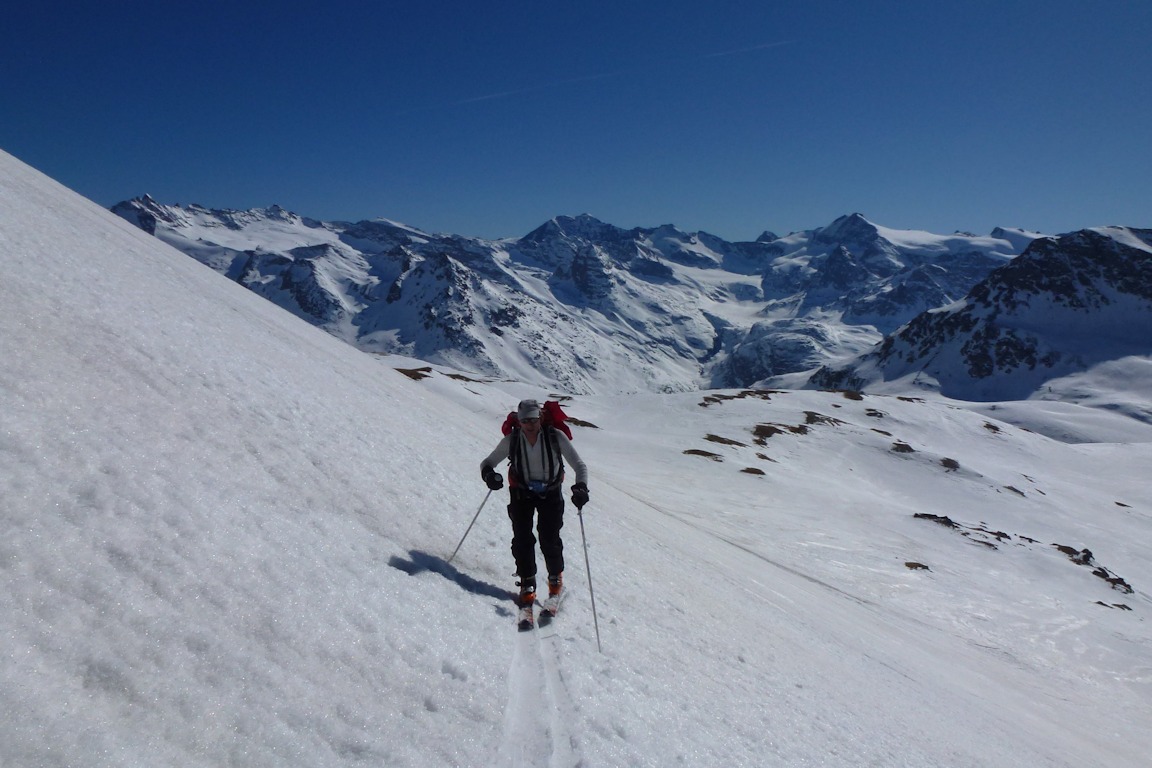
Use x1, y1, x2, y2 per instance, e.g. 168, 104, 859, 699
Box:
571, 482, 589, 509
482, 466, 504, 491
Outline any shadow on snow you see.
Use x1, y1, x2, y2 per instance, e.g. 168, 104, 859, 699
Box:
389, 550, 516, 614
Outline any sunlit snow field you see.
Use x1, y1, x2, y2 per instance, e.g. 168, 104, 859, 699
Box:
3, 149, 1151, 767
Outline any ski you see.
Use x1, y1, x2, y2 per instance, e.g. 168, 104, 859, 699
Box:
538, 589, 563, 626
517, 601, 535, 632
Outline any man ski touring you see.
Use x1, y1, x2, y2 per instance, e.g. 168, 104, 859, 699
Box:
480, 398, 589, 628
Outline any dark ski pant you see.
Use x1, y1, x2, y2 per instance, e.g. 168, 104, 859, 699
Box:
508, 488, 564, 583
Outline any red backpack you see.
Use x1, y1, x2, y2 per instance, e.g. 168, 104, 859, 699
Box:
500, 400, 574, 440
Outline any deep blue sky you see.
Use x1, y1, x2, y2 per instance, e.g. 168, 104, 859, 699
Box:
2, 1, 1150, 240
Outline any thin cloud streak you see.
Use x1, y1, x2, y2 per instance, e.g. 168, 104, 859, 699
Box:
703, 40, 792, 59
454, 71, 622, 105
403, 39, 792, 113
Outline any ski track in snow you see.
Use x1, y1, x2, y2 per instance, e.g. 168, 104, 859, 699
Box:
497, 621, 582, 767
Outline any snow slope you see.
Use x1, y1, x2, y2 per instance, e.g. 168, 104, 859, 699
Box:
3, 149, 1152, 767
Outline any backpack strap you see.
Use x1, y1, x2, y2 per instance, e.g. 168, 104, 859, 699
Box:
508, 426, 565, 493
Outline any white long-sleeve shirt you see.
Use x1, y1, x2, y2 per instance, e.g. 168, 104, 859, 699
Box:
481, 428, 588, 487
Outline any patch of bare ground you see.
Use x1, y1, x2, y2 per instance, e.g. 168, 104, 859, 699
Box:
913, 513, 1135, 602
698, 389, 784, 407
395, 366, 433, 381
704, 434, 747, 447
683, 448, 724, 461
566, 416, 598, 429
443, 372, 486, 383
752, 423, 808, 445
804, 411, 846, 427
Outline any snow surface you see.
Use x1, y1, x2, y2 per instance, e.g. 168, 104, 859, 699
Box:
3, 148, 1152, 767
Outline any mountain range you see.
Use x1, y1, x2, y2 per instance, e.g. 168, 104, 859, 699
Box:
812, 226, 1152, 404
110, 197, 1151, 421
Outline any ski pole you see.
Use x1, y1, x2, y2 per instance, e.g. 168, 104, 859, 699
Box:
448, 489, 492, 564
577, 506, 603, 653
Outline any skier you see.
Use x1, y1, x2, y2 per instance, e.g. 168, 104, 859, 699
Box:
480, 398, 589, 626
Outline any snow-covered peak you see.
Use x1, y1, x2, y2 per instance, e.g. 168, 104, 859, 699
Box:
1089, 225, 1152, 254
521, 213, 622, 243
815, 212, 880, 244
990, 225, 1046, 251
111, 196, 338, 252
